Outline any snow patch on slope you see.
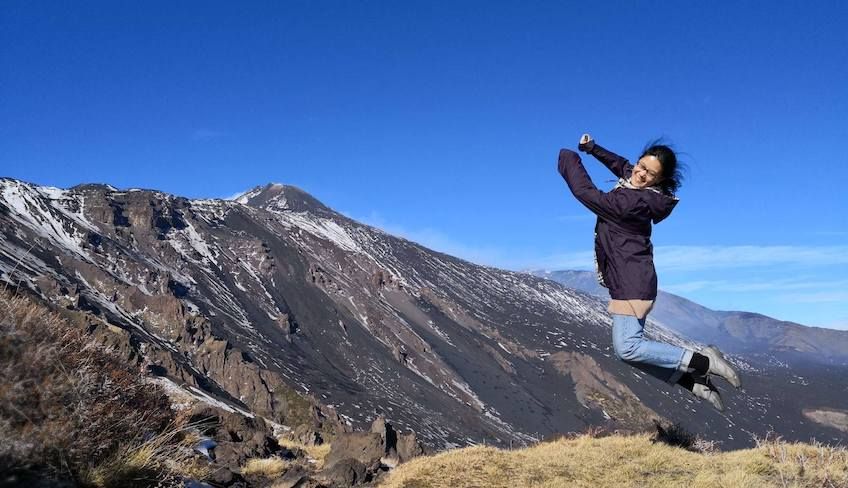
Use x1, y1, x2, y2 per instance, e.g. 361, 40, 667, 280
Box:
232, 186, 264, 205
278, 212, 361, 253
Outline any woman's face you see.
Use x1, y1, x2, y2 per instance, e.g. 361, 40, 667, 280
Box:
631, 155, 663, 188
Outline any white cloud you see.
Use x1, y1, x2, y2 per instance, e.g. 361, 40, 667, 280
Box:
509, 245, 848, 274
779, 291, 848, 304
345, 212, 848, 329
523, 245, 848, 274
663, 278, 848, 294
350, 213, 848, 276
653, 245, 848, 272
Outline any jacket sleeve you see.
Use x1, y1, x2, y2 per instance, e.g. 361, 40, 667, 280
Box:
580, 141, 634, 179
558, 148, 648, 223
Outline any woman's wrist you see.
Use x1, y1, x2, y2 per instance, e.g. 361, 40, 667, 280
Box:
578, 139, 596, 153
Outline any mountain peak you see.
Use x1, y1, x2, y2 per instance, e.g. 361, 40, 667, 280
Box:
231, 183, 333, 215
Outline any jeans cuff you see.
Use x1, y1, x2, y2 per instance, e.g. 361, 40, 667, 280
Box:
666, 349, 694, 385
679, 349, 694, 371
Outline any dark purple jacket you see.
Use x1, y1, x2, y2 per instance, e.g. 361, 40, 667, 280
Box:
557, 141, 679, 300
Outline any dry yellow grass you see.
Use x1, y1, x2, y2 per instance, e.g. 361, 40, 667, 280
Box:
2, 291, 210, 486
82, 423, 212, 486
242, 457, 290, 477
277, 437, 332, 469
379, 433, 848, 488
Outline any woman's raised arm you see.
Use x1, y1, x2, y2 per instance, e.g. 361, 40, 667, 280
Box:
557, 148, 648, 223
578, 134, 634, 179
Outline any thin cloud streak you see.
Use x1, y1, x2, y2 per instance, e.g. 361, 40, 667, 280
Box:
351, 215, 848, 275
663, 278, 848, 294
344, 214, 847, 330
536, 245, 848, 273
779, 291, 848, 304
654, 245, 848, 272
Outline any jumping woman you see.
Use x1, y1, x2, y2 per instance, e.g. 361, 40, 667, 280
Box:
557, 134, 741, 411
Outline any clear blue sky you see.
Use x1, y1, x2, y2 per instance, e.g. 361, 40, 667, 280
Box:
3, 1, 847, 329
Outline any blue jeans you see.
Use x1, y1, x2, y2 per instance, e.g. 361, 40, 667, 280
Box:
611, 314, 692, 384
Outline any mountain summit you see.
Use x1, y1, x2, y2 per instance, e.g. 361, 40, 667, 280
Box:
232, 183, 335, 216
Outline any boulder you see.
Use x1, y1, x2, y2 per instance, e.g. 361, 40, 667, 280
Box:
187, 406, 282, 467
370, 415, 426, 463
291, 423, 324, 446
318, 458, 368, 487
396, 431, 427, 463
275, 465, 326, 488
323, 432, 385, 469
207, 465, 245, 487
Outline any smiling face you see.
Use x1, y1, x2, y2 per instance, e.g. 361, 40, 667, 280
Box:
630, 155, 663, 188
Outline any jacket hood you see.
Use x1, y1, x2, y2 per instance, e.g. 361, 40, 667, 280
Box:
647, 191, 679, 224
612, 176, 679, 224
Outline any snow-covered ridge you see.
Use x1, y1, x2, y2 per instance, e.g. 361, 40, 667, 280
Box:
0, 179, 96, 261
0, 178, 606, 335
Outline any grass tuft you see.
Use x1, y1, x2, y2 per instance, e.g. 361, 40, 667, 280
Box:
378, 431, 848, 488
277, 437, 332, 469
242, 456, 290, 477
1, 291, 210, 486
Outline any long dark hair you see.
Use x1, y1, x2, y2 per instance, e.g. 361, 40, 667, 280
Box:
640, 138, 686, 195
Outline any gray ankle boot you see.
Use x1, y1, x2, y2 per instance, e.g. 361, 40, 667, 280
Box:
691, 375, 725, 412
701, 345, 742, 388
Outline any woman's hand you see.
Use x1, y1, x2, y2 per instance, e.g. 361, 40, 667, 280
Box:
578, 133, 594, 152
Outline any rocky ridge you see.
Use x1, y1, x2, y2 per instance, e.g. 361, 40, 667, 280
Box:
1, 178, 846, 467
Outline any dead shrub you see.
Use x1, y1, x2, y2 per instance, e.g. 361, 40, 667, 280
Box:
0, 291, 207, 486
650, 420, 720, 453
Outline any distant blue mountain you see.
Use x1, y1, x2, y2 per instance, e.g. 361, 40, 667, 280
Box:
529, 269, 848, 365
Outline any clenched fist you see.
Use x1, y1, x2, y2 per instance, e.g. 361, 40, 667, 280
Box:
578, 133, 594, 152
